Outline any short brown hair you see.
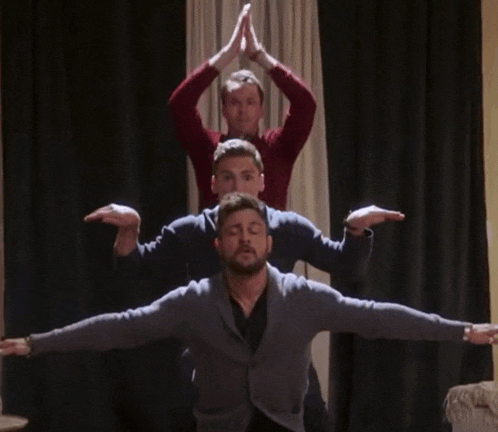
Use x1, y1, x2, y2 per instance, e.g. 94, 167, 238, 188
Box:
212, 139, 264, 174
220, 69, 264, 105
217, 192, 267, 234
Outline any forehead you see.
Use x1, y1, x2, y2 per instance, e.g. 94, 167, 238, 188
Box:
215, 156, 259, 174
223, 208, 265, 228
225, 84, 260, 100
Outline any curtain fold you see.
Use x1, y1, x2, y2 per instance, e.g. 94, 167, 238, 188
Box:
318, 1, 490, 431
2, 1, 186, 430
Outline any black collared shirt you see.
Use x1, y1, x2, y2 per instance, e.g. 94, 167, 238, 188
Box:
229, 289, 292, 432
229, 288, 268, 354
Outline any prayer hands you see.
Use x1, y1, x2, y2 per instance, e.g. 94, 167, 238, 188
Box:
84, 204, 140, 256
224, 4, 251, 60
345, 205, 405, 236
210, 4, 276, 71
242, 7, 263, 61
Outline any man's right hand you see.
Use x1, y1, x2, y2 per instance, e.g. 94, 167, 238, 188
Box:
0, 338, 31, 356
209, 4, 251, 71
84, 204, 141, 256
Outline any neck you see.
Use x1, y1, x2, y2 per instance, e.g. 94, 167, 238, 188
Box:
225, 265, 267, 317
226, 129, 259, 140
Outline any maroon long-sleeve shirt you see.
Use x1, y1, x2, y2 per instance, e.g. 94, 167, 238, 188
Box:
168, 60, 317, 210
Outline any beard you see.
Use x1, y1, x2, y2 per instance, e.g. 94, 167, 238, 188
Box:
221, 246, 270, 276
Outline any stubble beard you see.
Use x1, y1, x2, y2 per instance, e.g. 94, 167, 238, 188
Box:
223, 248, 269, 276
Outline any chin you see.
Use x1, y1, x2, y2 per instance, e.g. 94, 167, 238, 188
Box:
228, 259, 266, 275
236, 127, 257, 137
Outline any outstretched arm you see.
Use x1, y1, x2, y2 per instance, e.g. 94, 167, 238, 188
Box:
303, 280, 498, 344
0, 285, 197, 357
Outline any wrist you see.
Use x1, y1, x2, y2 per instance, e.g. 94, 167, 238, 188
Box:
209, 48, 235, 72
24, 336, 33, 356
249, 48, 263, 62
343, 220, 365, 236
250, 48, 277, 71
462, 324, 473, 342
114, 226, 140, 256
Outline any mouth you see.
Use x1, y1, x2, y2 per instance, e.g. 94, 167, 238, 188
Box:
236, 246, 255, 256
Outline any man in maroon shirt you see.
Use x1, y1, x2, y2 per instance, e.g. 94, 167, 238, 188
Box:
168, 4, 316, 210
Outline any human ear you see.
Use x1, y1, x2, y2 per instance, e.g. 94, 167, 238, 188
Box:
259, 173, 265, 193
266, 235, 272, 253
211, 175, 217, 194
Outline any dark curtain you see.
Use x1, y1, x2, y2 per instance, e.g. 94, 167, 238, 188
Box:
2, 1, 187, 431
318, 1, 491, 431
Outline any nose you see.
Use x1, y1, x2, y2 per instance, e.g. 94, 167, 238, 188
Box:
233, 177, 242, 192
239, 229, 251, 244
238, 103, 247, 115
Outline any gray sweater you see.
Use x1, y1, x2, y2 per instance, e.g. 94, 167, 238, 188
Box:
30, 265, 467, 432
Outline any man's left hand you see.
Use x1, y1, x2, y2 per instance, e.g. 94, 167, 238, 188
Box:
345, 205, 405, 236
464, 324, 498, 345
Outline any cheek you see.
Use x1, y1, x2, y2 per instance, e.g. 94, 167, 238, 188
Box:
214, 179, 234, 194
223, 105, 236, 119
254, 237, 270, 254
248, 106, 260, 117
251, 105, 263, 119
238, 183, 258, 195
224, 238, 240, 253
244, 180, 262, 195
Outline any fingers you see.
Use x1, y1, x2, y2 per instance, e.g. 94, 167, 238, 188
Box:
83, 205, 114, 222
465, 324, 498, 345
225, 5, 250, 56
0, 346, 19, 356
240, 36, 247, 52
0, 338, 29, 356
241, 3, 251, 16
244, 10, 260, 50
235, 4, 251, 35
378, 210, 405, 222
83, 204, 140, 228
238, 3, 251, 25
347, 206, 405, 228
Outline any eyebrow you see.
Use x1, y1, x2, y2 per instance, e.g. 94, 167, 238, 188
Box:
226, 221, 264, 230
217, 168, 258, 175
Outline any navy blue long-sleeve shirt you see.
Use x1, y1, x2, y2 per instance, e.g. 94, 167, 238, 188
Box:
123, 205, 373, 285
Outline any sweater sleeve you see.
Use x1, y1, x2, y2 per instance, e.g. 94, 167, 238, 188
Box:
29, 283, 200, 355
117, 214, 198, 285
264, 64, 317, 161
167, 61, 221, 209
168, 60, 219, 154
297, 278, 468, 342
271, 210, 372, 280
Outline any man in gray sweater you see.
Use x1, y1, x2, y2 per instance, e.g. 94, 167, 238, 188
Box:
1, 192, 497, 432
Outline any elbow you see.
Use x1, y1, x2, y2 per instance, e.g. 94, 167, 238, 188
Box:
307, 95, 317, 116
